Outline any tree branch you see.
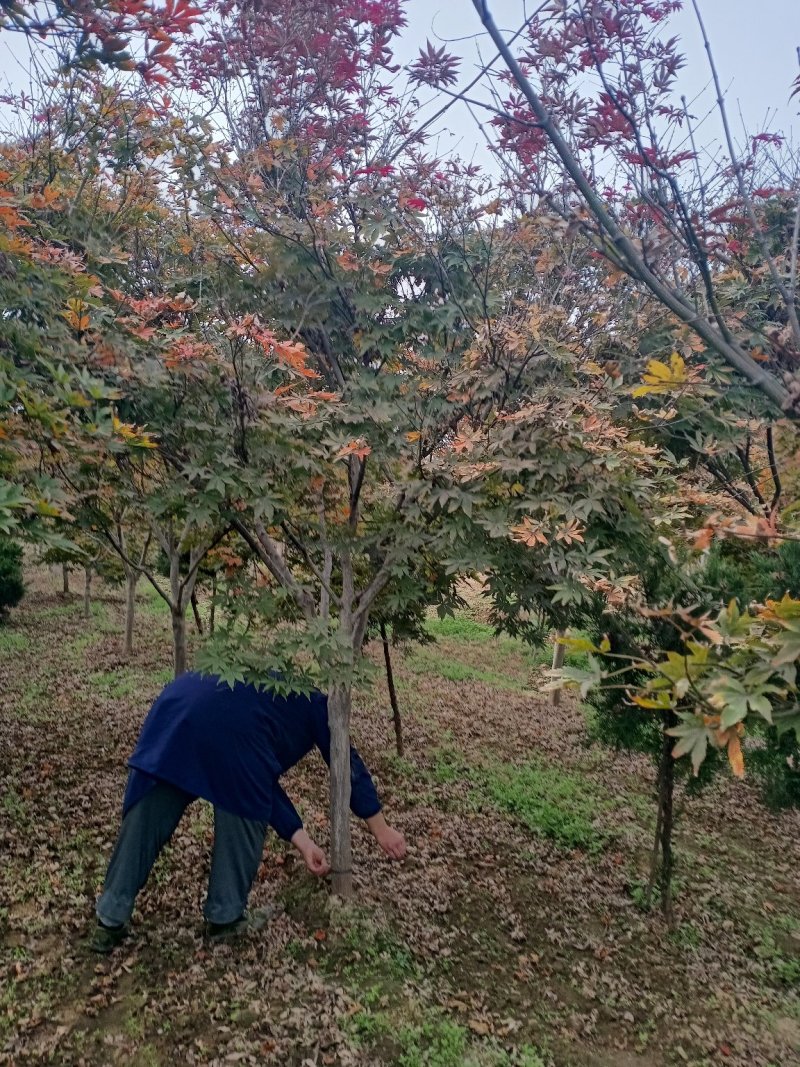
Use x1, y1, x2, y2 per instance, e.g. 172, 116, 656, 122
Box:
471, 0, 794, 414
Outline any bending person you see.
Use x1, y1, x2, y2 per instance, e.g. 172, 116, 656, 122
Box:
91, 671, 406, 952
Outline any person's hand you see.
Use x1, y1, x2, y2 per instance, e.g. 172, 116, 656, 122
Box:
376, 825, 407, 860
291, 829, 330, 876
302, 841, 331, 876
366, 812, 407, 860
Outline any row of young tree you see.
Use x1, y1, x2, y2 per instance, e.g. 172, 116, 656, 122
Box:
1, 0, 799, 908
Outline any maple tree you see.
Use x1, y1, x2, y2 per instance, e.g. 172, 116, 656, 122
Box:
4, 0, 799, 909
122, 0, 684, 895
0, 0, 205, 80
407, 1, 800, 416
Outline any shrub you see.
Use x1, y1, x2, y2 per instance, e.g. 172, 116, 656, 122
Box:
0, 537, 24, 618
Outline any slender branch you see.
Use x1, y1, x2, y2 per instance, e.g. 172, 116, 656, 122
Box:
766, 425, 783, 517
735, 436, 769, 515
349, 456, 367, 530
470, 0, 793, 413
280, 520, 337, 602
229, 515, 316, 619
690, 0, 800, 350
704, 456, 759, 515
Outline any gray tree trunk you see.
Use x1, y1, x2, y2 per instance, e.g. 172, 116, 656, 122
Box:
328, 681, 354, 899
171, 608, 188, 678
549, 631, 566, 706
169, 550, 189, 678
380, 622, 404, 757
83, 567, 92, 621
62, 563, 70, 597
209, 574, 217, 635
190, 589, 204, 635
124, 571, 137, 656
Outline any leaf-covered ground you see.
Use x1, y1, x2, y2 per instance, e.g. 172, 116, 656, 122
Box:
2, 569, 800, 1067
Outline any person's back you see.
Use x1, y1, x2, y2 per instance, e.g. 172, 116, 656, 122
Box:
90, 672, 406, 952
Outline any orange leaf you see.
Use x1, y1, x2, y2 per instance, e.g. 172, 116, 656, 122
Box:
727, 733, 745, 778
335, 439, 371, 461
693, 526, 715, 551
336, 250, 360, 272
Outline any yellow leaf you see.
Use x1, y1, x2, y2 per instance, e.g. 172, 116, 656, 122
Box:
632, 353, 689, 397
668, 351, 687, 378
631, 692, 672, 709
645, 358, 674, 381
561, 636, 597, 653
405, 431, 421, 442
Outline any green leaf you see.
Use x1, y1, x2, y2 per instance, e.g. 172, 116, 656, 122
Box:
667, 714, 711, 775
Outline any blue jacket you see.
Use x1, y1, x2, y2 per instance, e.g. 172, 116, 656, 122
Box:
122, 672, 381, 840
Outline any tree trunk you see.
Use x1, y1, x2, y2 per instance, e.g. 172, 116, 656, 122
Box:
647, 714, 676, 926
62, 562, 70, 597
380, 622, 404, 757
328, 681, 354, 899
646, 758, 666, 908
171, 608, 188, 678
549, 630, 566, 706
209, 574, 217, 636
123, 570, 137, 656
659, 721, 676, 927
83, 566, 92, 621
190, 589, 204, 635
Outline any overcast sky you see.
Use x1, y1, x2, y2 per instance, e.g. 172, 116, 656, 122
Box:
1, 0, 797, 164
393, 0, 799, 170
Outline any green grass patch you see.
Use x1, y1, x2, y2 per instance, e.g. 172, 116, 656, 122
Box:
403, 615, 591, 693
17, 678, 53, 722
322, 911, 421, 987
1, 787, 31, 829
750, 919, 800, 987
405, 646, 528, 692
88, 668, 144, 700
141, 584, 172, 616
0, 630, 29, 653
64, 630, 98, 657
425, 616, 499, 643
350, 1009, 545, 1067
149, 667, 175, 688
477, 760, 610, 854
397, 1018, 468, 1067
33, 602, 78, 619
422, 745, 611, 853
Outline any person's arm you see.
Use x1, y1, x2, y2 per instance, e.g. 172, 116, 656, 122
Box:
271, 780, 330, 876
313, 695, 407, 860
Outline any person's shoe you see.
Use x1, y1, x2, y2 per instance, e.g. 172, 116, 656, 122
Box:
89, 919, 130, 954
203, 905, 281, 942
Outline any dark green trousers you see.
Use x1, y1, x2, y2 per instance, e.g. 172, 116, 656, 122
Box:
96, 780, 268, 926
